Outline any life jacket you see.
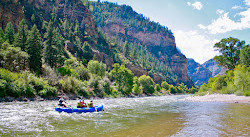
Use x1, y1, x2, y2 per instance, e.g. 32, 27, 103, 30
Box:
77, 102, 83, 108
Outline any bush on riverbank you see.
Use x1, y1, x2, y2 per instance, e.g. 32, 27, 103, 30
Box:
197, 65, 250, 96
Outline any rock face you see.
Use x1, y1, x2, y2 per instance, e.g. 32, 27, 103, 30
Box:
96, 12, 193, 87
187, 59, 212, 87
202, 59, 227, 77
187, 58, 227, 87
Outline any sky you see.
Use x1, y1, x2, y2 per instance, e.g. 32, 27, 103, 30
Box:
96, 0, 250, 64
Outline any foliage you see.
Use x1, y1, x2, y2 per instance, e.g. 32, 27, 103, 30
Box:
0, 42, 29, 72
239, 45, 250, 67
27, 25, 42, 75
4, 22, 15, 44
44, 21, 65, 68
161, 81, 170, 91
87, 60, 106, 77
111, 64, 134, 95
132, 76, 143, 95
138, 75, 154, 94
154, 84, 161, 92
15, 19, 28, 51
213, 37, 245, 70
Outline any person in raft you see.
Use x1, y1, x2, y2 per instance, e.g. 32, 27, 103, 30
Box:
88, 100, 94, 108
81, 99, 87, 107
58, 97, 67, 107
77, 100, 84, 108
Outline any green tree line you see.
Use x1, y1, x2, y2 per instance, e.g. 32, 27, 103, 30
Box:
197, 37, 249, 96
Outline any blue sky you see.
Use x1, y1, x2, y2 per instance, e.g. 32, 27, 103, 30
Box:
96, 0, 250, 64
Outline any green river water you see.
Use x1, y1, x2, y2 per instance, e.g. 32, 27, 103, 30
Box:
0, 95, 249, 137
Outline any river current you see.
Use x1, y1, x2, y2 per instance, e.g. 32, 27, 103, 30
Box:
0, 95, 249, 137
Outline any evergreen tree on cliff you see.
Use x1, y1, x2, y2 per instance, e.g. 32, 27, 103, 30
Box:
27, 25, 42, 75
44, 21, 65, 68
15, 19, 28, 51
4, 22, 15, 44
0, 28, 4, 45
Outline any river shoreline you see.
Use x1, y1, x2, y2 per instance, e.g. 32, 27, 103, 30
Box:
184, 94, 250, 103
0, 93, 170, 102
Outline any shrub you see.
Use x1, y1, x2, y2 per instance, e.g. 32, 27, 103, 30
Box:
101, 77, 112, 95
168, 85, 177, 94
235, 91, 244, 96
76, 85, 90, 97
244, 90, 250, 96
59, 76, 80, 93
0, 79, 7, 97
24, 84, 35, 97
39, 86, 57, 97
194, 91, 207, 96
138, 75, 155, 94
161, 81, 170, 90
154, 84, 161, 92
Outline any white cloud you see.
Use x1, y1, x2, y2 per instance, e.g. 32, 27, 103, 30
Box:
216, 9, 224, 14
174, 30, 219, 64
232, 5, 243, 10
198, 8, 250, 34
187, 1, 203, 10
245, 0, 250, 6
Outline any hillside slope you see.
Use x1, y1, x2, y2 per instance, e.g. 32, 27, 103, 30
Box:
202, 59, 227, 77
187, 59, 212, 86
91, 1, 193, 87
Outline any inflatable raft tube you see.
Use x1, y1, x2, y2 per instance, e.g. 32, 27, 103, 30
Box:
55, 105, 104, 113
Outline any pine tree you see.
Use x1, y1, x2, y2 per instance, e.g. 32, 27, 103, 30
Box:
15, 19, 28, 51
0, 27, 4, 45
4, 22, 15, 44
82, 41, 93, 60
27, 25, 42, 75
44, 22, 65, 68
44, 21, 58, 68
123, 41, 129, 57
31, 14, 35, 24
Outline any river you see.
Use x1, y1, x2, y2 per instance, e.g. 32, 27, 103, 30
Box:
0, 95, 249, 137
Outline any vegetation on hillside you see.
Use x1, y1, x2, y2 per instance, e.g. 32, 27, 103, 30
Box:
0, 20, 197, 99
196, 37, 249, 96
91, 1, 181, 85
0, 0, 197, 100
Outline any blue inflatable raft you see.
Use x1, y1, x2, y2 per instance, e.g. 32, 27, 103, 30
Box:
55, 105, 104, 113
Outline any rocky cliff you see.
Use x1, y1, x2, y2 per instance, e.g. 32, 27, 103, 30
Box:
91, 2, 193, 87
187, 59, 212, 87
202, 59, 227, 77
187, 58, 227, 87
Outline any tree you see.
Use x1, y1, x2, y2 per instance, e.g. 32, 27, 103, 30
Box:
132, 76, 142, 95
154, 84, 161, 92
161, 81, 170, 90
31, 14, 35, 24
239, 45, 250, 67
87, 60, 106, 77
111, 64, 134, 95
123, 41, 129, 57
0, 42, 29, 72
4, 22, 15, 44
213, 37, 245, 70
138, 75, 154, 94
15, 19, 28, 51
27, 25, 42, 75
44, 22, 65, 68
0, 27, 4, 45
234, 65, 250, 92
82, 41, 93, 60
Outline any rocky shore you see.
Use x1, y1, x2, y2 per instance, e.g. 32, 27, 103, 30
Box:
184, 94, 250, 103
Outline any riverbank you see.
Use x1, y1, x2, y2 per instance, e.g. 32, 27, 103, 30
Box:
0, 92, 165, 102
184, 94, 250, 103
